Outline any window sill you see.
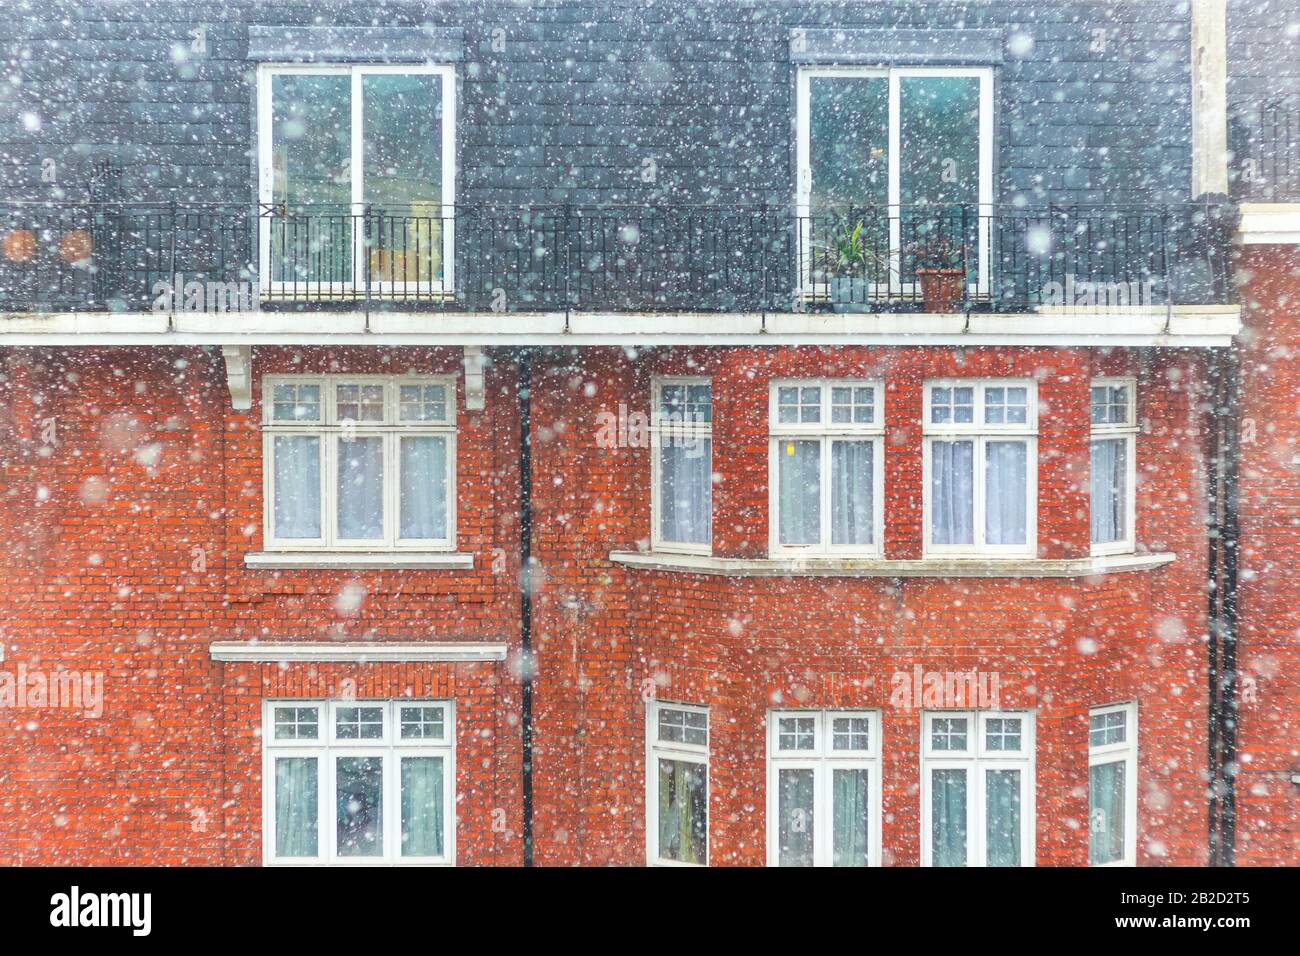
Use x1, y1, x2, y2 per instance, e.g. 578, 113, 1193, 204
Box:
245, 551, 474, 570
608, 550, 1175, 579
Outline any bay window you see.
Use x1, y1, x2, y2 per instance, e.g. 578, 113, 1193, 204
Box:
767, 710, 880, 867
263, 374, 456, 551
921, 711, 1035, 867
263, 700, 454, 865
647, 701, 709, 866
923, 380, 1037, 555
651, 379, 712, 552
1089, 702, 1137, 866
257, 64, 456, 296
769, 381, 885, 554
1090, 379, 1137, 554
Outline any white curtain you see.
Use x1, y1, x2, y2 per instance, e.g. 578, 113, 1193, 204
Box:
337, 436, 384, 539
985, 768, 1022, 866
984, 440, 1028, 546
832, 768, 870, 867
931, 440, 974, 545
931, 768, 967, 866
274, 756, 318, 857
1090, 438, 1126, 544
400, 436, 448, 540
779, 440, 821, 545
831, 440, 874, 546
777, 768, 815, 867
659, 439, 711, 545
400, 756, 444, 858
273, 435, 321, 539
1089, 761, 1125, 864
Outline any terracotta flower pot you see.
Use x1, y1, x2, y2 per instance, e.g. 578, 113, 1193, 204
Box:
916, 267, 965, 312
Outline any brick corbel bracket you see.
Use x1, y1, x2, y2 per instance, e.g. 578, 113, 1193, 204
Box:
221, 345, 253, 411
463, 346, 486, 411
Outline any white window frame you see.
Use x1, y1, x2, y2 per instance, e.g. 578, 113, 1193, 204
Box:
646, 700, 710, 866
768, 379, 886, 556
256, 63, 457, 299
766, 710, 882, 867
920, 710, 1036, 867
1088, 701, 1138, 867
650, 377, 713, 555
262, 373, 457, 552
262, 699, 455, 866
1089, 377, 1138, 556
795, 65, 995, 300
922, 378, 1038, 557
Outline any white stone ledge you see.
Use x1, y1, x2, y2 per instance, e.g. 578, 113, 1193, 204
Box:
1238, 203, 1300, 245
0, 306, 1239, 347
608, 550, 1176, 578
244, 551, 474, 570
209, 641, 507, 663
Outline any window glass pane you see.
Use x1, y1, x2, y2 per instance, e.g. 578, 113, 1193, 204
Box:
1090, 438, 1127, 545
657, 708, 707, 747
337, 383, 385, 423
832, 717, 870, 751
985, 768, 1022, 866
1089, 760, 1126, 864
337, 436, 384, 539
778, 439, 821, 545
270, 74, 351, 282
659, 439, 712, 545
931, 768, 967, 866
809, 76, 888, 212
272, 383, 321, 422
335, 706, 384, 739
831, 440, 874, 546
931, 440, 974, 545
399, 384, 448, 422
1089, 709, 1127, 747
401, 756, 445, 858
273, 435, 321, 539
1092, 385, 1130, 425
364, 73, 444, 284
274, 756, 318, 857
274, 706, 319, 740
931, 716, 968, 752
777, 717, 816, 751
985, 440, 1028, 546
832, 768, 870, 867
400, 705, 446, 740
400, 436, 448, 540
335, 756, 383, 857
984, 717, 1022, 752
657, 758, 707, 864
777, 768, 815, 867
659, 383, 711, 424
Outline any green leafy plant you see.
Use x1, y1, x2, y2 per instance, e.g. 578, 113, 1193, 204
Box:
823, 220, 888, 280
908, 234, 965, 271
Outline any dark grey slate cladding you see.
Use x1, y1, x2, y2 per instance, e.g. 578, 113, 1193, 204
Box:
0, 0, 1194, 206
1228, 0, 1300, 102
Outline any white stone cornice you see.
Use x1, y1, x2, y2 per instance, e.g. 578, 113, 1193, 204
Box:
1238, 204, 1300, 245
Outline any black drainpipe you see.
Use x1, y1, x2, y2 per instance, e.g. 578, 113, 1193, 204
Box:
1207, 345, 1242, 865
518, 349, 535, 866
1206, 349, 1222, 863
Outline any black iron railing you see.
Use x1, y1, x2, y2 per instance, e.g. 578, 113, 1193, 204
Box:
1231, 95, 1300, 202
0, 201, 1236, 315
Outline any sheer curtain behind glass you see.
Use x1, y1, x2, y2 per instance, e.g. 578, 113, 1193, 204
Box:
1089, 761, 1125, 864
931, 768, 967, 866
659, 439, 711, 545
777, 768, 815, 866
658, 758, 707, 864
1090, 438, 1126, 544
400, 756, 444, 857
274, 756, 318, 857
273, 435, 321, 539
984, 441, 1028, 546
831, 441, 874, 546
337, 436, 384, 539
832, 768, 870, 866
931, 440, 974, 545
400, 436, 448, 540
779, 440, 821, 544
984, 768, 1022, 866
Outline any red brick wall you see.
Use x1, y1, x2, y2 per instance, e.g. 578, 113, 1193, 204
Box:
1234, 243, 1300, 866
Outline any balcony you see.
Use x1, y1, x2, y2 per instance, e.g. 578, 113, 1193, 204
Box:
0, 202, 1235, 321
1231, 95, 1300, 203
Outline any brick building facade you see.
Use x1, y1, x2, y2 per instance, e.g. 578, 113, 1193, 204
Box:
0, 0, 1295, 866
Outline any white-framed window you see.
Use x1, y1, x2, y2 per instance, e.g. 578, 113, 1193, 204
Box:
795, 65, 995, 297
921, 710, 1035, 867
256, 63, 457, 296
262, 699, 454, 865
1090, 378, 1137, 555
922, 379, 1037, 556
766, 710, 881, 867
768, 380, 885, 555
262, 374, 456, 551
651, 378, 713, 553
1089, 702, 1137, 866
646, 701, 709, 866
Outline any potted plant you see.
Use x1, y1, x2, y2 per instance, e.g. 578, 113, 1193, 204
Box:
909, 235, 966, 312
822, 220, 887, 312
